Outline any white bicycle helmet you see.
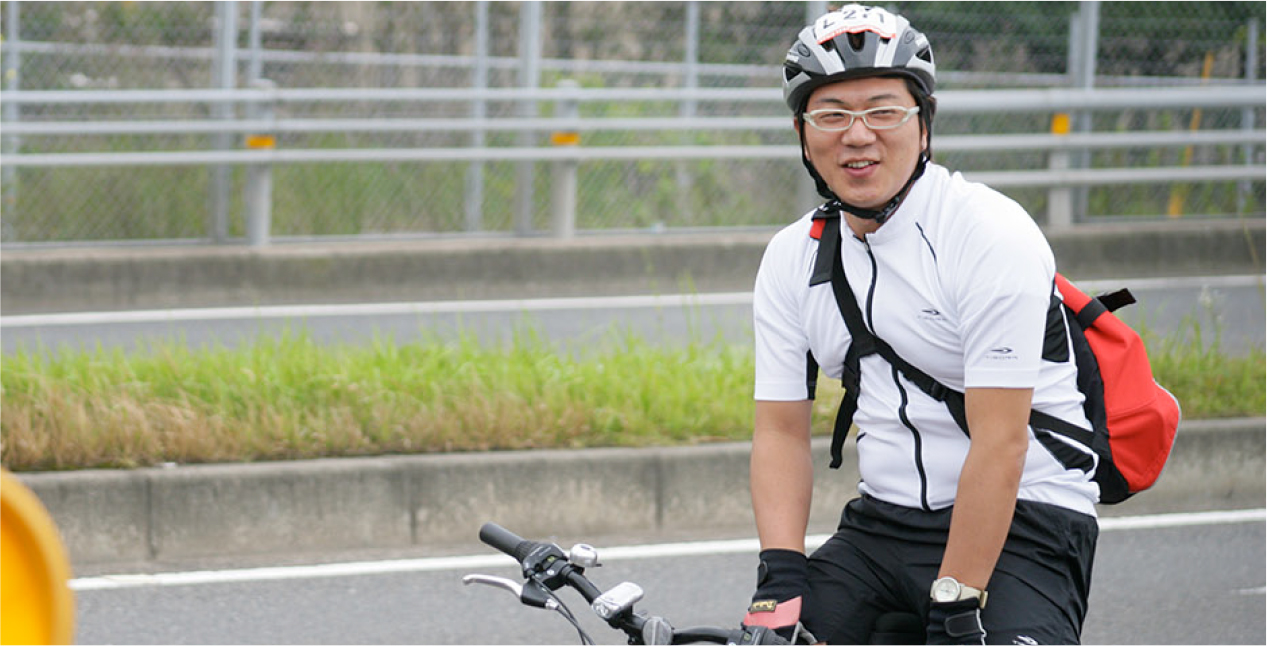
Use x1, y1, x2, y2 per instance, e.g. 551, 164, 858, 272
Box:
783, 4, 935, 114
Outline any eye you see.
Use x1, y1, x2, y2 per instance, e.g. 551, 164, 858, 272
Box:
815, 110, 850, 125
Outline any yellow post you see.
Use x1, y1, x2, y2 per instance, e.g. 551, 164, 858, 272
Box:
1167, 51, 1216, 218
1, 469, 75, 645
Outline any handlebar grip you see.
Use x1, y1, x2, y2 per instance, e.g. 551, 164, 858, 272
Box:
479, 522, 533, 562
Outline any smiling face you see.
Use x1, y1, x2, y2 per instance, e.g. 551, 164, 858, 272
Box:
798, 76, 928, 211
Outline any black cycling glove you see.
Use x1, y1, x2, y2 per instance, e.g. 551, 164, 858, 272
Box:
926, 599, 987, 645
744, 549, 809, 641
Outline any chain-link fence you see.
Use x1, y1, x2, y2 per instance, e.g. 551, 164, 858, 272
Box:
1, 1, 1263, 244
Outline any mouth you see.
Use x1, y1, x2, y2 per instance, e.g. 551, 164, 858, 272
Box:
841, 160, 878, 172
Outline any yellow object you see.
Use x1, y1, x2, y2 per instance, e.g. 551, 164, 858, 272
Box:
244, 134, 277, 149
1051, 113, 1071, 136
1, 469, 75, 645
549, 131, 580, 146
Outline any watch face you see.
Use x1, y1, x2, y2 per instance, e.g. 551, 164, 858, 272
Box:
932, 577, 960, 602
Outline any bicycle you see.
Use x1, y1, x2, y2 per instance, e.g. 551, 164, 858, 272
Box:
462, 522, 925, 645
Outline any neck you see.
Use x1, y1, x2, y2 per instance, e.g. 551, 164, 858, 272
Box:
831, 154, 928, 237
845, 211, 882, 240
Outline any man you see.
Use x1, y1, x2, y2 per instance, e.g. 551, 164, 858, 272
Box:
744, 5, 1099, 645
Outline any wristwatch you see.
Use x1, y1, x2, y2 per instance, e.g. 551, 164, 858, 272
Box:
930, 576, 988, 608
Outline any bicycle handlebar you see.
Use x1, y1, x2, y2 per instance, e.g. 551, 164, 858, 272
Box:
479, 522, 603, 602
478, 522, 536, 563
470, 522, 757, 644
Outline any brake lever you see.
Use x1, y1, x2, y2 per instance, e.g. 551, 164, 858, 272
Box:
463, 574, 560, 610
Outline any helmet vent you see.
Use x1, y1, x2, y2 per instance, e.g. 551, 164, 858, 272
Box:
847, 32, 866, 52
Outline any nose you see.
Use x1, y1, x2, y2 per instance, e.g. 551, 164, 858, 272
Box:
838, 117, 877, 145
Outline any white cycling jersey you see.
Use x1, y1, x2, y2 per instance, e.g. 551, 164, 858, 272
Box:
753, 163, 1099, 515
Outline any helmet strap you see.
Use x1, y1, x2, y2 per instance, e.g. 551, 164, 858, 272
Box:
836, 154, 927, 225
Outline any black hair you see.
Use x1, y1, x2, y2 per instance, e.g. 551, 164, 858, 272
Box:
903, 76, 937, 161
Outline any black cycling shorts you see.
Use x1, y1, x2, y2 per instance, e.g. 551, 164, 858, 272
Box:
801, 494, 1098, 645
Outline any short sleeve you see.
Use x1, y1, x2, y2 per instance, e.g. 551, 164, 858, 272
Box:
951, 195, 1055, 389
753, 226, 816, 401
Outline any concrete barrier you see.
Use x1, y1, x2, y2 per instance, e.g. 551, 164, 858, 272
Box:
17, 418, 1264, 569
2, 219, 1263, 315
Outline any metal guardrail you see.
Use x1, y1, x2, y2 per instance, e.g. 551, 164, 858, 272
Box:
3, 132, 1263, 166
7, 37, 1241, 92
1, 84, 1263, 245
3, 83, 1262, 107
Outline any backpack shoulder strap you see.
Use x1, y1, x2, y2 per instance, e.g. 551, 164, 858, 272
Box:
815, 215, 973, 469
809, 213, 834, 287
1055, 273, 1137, 329
818, 250, 1105, 478
814, 215, 969, 468
812, 216, 862, 468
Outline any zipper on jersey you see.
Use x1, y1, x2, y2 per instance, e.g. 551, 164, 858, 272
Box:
857, 237, 878, 330
894, 364, 932, 511
862, 236, 932, 512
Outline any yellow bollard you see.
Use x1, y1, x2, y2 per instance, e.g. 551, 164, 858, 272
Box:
1, 469, 75, 645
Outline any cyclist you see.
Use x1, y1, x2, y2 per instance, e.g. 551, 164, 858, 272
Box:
746, 4, 1099, 644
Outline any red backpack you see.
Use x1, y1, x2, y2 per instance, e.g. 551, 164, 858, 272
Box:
812, 215, 1181, 504
1053, 274, 1181, 503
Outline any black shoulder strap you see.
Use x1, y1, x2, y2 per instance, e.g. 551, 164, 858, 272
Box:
815, 215, 971, 470
1076, 288, 1136, 328
815, 215, 1100, 476
814, 217, 864, 468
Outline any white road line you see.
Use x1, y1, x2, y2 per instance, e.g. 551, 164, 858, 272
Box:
4, 274, 1261, 329
1094, 508, 1267, 531
70, 508, 1265, 592
0, 292, 755, 328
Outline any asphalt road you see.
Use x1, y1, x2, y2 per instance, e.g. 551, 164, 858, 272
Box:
72, 510, 1264, 645
2, 275, 1263, 356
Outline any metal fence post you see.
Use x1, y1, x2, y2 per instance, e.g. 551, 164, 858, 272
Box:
244, 79, 276, 247
210, 1, 239, 243
464, 0, 489, 233
1047, 113, 1073, 229
1070, 1, 1100, 222
674, 1, 700, 227
2, 0, 21, 240
550, 79, 580, 238
515, 0, 543, 236
246, 0, 263, 84
797, 1, 829, 213
1239, 19, 1260, 215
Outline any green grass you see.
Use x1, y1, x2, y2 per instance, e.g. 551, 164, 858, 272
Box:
1143, 314, 1267, 419
1, 321, 1262, 472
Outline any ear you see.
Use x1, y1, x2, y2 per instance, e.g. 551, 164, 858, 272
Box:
795, 117, 811, 161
